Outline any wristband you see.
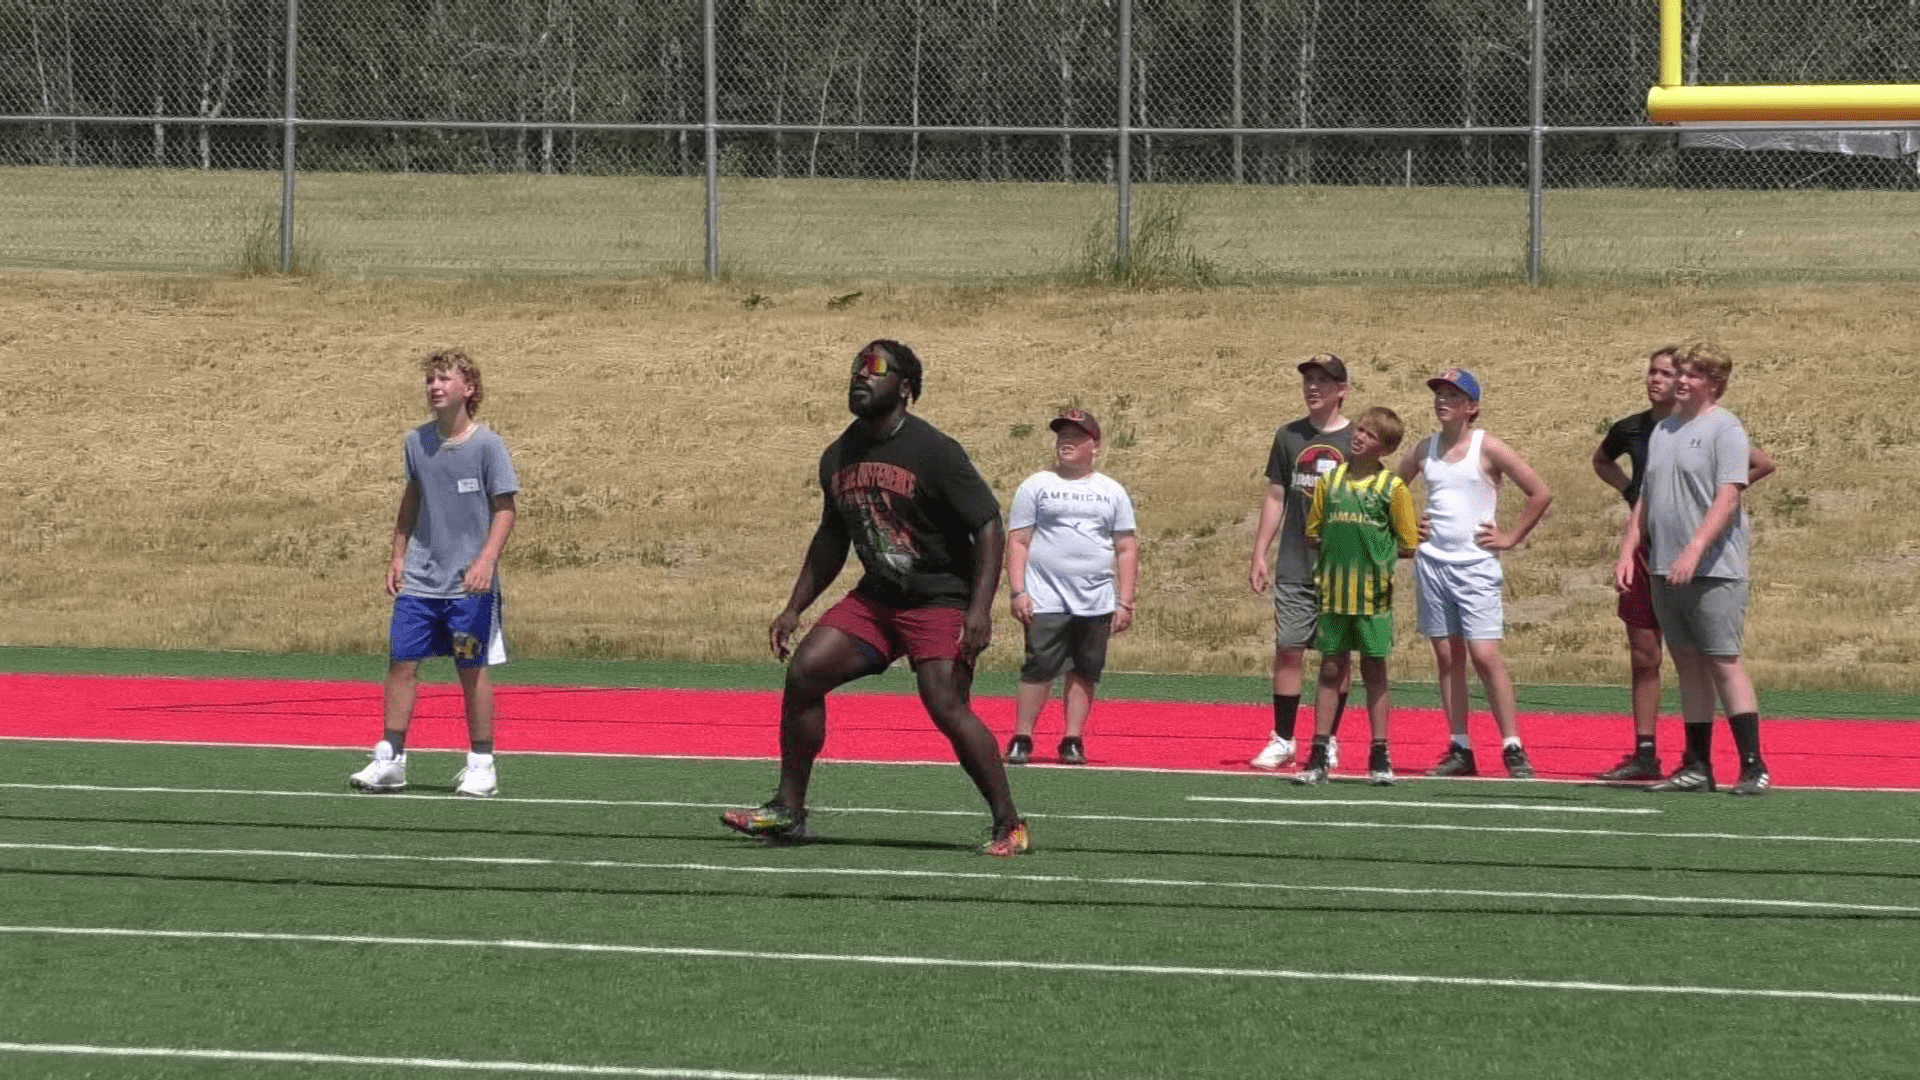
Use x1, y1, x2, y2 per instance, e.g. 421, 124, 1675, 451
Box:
1010, 590, 1026, 599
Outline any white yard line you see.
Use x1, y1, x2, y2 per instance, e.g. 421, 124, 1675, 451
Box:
1187, 796, 1661, 815
3, 782, 1916, 845
1, 926, 1914, 1004
4, 841, 1913, 914
0, 1042, 916, 1080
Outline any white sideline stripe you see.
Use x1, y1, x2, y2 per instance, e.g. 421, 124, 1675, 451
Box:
8, 735, 1920, 792
1188, 796, 1661, 815
7, 841, 1915, 914
0, 1041, 912, 1080
5, 782, 1917, 845
3, 926, 1915, 1004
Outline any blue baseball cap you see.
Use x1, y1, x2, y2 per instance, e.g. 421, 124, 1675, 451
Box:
1427, 368, 1482, 402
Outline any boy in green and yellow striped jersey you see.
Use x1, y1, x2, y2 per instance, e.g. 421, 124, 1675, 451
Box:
1294, 407, 1419, 786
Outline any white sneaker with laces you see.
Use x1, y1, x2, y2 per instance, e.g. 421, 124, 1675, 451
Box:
349, 740, 407, 793
454, 753, 497, 798
1249, 734, 1296, 770
1327, 736, 1340, 770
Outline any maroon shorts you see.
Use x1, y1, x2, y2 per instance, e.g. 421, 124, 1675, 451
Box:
1617, 544, 1659, 631
815, 591, 968, 665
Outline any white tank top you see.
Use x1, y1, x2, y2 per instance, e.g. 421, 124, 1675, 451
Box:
1419, 429, 1500, 563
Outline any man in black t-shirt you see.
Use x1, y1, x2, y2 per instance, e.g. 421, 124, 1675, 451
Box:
1592, 346, 1773, 782
722, 339, 1029, 856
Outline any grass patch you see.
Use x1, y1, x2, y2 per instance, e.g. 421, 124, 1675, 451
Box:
1, 273, 1918, 691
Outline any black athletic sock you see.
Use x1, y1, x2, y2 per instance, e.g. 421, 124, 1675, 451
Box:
1634, 735, 1657, 758
384, 729, 407, 755
1272, 695, 1301, 741
1726, 712, 1763, 767
1331, 692, 1350, 736
1682, 721, 1713, 767
470, 739, 494, 757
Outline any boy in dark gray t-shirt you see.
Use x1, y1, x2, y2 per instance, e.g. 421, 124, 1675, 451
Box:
350, 350, 519, 799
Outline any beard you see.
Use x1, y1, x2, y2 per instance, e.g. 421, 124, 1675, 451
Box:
848, 383, 902, 420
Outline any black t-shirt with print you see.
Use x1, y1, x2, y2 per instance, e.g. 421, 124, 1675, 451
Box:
818, 413, 1002, 609
1600, 409, 1656, 506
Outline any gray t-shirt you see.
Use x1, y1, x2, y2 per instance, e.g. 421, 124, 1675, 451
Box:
400, 422, 520, 598
1644, 406, 1750, 580
1008, 469, 1137, 615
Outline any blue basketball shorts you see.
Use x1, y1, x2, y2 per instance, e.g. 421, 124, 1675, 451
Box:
389, 592, 508, 668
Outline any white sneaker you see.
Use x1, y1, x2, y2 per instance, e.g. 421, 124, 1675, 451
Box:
454, 753, 497, 798
1327, 736, 1340, 770
349, 741, 406, 793
1250, 734, 1296, 770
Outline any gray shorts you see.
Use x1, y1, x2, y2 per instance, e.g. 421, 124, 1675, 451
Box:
1272, 580, 1320, 651
1415, 555, 1505, 640
1021, 612, 1114, 683
1650, 576, 1748, 657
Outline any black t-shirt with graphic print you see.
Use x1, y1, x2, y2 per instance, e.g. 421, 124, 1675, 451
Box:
818, 412, 1002, 609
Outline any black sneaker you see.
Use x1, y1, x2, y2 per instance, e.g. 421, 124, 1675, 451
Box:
1727, 762, 1771, 796
1057, 738, 1087, 766
1367, 745, 1396, 786
1597, 752, 1663, 782
1425, 745, 1477, 777
1502, 745, 1536, 780
1292, 749, 1330, 786
1004, 736, 1032, 765
1648, 759, 1716, 793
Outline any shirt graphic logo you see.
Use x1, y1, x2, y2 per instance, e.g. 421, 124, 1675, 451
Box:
1292, 444, 1347, 494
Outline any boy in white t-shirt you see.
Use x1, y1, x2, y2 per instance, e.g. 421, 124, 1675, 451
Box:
1003, 409, 1139, 766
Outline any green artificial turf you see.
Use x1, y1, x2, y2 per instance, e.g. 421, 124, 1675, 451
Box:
1, 741, 1914, 1079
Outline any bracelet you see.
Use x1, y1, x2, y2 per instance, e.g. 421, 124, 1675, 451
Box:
1010, 590, 1026, 599
1118, 602, 1135, 610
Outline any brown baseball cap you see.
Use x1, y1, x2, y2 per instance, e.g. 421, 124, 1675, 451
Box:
1049, 407, 1101, 442
1297, 353, 1349, 383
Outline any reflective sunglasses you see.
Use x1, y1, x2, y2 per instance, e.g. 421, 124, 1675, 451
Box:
853, 350, 893, 377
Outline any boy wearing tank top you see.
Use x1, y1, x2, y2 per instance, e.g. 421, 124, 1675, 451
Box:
1393, 369, 1553, 779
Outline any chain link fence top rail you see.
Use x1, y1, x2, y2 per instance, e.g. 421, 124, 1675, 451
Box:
3, 0, 1920, 282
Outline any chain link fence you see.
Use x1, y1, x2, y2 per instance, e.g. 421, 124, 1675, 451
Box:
3, 0, 1918, 282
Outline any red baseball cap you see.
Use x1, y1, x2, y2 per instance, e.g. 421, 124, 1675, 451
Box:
1049, 408, 1102, 442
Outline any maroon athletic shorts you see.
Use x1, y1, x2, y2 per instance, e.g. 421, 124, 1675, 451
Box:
1617, 543, 1659, 631
816, 591, 968, 665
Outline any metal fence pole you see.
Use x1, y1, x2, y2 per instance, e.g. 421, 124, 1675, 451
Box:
703, 0, 719, 280
1115, 0, 1132, 277
1526, 0, 1544, 285
1231, 0, 1243, 184
279, 0, 299, 273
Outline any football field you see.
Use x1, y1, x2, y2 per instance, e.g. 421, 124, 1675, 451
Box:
2, 656, 1915, 1079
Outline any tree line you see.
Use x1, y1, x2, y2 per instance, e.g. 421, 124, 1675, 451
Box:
3, 0, 1918, 186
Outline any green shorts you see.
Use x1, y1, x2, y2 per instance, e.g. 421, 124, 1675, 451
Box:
1316, 612, 1394, 659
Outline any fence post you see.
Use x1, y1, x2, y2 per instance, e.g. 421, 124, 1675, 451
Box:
1526, 0, 1544, 285
1115, 0, 1132, 277
1231, 0, 1243, 184
704, 0, 720, 279
279, 0, 299, 273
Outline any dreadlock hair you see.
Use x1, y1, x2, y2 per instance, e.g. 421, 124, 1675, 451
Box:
861, 339, 923, 402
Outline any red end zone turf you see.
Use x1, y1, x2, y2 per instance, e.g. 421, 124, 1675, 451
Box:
0, 672, 1913, 789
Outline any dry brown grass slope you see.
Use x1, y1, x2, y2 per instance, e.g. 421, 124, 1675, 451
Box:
2, 273, 1916, 692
